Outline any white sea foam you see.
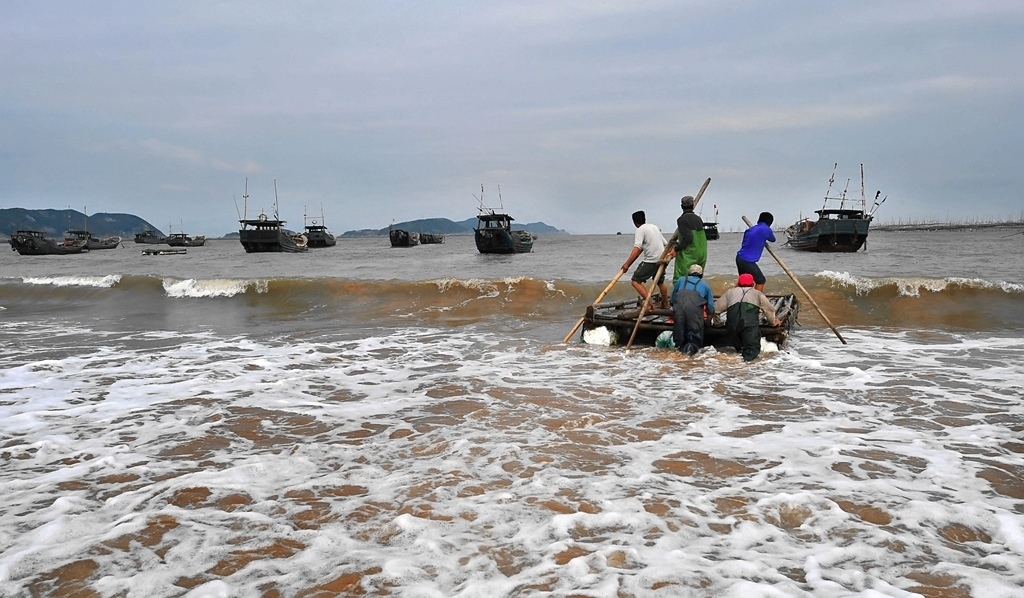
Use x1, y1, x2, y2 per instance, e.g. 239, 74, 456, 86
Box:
162, 278, 268, 298
1, 323, 1023, 595
21, 275, 122, 288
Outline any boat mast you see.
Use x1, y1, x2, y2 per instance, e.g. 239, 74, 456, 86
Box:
273, 178, 280, 221
822, 163, 837, 212
860, 163, 866, 212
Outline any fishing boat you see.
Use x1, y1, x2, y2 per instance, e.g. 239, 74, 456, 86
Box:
134, 230, 167, 244
473, 185, 534, 254
237, 179, 309, 253
577, 294, 800, 349
166, 233, 207, 247
701, 203, 720, 240
389, 225, 419, 247
303, 211, 336, 248
64, 230, 121, 250
419, 233, 445, 244
785, 163, 886, 252
10, 230, 89, 255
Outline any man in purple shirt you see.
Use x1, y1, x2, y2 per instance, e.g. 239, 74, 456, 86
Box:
735, 212, 775, 292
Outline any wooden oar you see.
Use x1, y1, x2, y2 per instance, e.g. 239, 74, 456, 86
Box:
625, 177, 712, 349
741, 215, 847, 345
562, 269, 626, 343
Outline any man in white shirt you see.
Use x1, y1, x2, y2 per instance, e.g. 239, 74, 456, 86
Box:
621, 210, 670, 309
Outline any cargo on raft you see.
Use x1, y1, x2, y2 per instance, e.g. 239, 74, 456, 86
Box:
579, 294, 800, 348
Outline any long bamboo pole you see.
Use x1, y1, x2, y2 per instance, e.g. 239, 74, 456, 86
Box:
741, 215, 847, 344
625, 178, 712, 349
562, 269, 626, 343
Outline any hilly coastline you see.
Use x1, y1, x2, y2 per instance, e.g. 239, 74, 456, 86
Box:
0, 208, 567, 239
0, 208, 162, 239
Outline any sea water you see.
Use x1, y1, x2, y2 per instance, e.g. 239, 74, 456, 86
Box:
1, 229, 1023, 596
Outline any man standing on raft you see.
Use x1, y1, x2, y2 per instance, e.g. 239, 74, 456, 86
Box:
671, 195, 707, 283
621, 210, 671, 310
736, 211, 775, 292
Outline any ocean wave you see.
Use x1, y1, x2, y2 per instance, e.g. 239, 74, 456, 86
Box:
816, 271, 1024, 297
162, 278, 269, 298
21, 275, 122, 288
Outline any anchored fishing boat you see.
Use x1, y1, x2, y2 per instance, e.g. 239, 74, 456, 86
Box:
785, 163, 886, 252
166, 233, 207, 247
419, 233, 445, 244
578, 294, 800, 349
10, 230, 89, 255
473, 185, 534, 254
237, 179, 309, 253
134, 230, 167, 244
703, 203, 720, 241
303, 210, 336, 248
65, 230, 121, 250
389, 226, 419, 247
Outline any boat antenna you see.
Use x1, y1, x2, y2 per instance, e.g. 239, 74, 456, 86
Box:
497, 184, 504, 210
869, 191, 887, 217
233, 195, 241, 220
838, 177, 850, 211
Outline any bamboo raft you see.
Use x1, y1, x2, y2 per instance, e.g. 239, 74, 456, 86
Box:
580, 294, 800, 348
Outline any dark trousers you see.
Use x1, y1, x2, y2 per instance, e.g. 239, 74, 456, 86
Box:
726, 302, 762, 361
673, 290, 706, 355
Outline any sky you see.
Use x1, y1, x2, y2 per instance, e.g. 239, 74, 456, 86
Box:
2, 1, 1022, 235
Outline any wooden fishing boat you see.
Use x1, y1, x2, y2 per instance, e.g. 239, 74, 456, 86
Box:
237, 179, 309, 253
134, 230, 167, 244
10, 230, 89, 255
65, 230, 121, 250
166, 233, 207, 247
473, 185, 534, 254
785, 163, 885, 252
389, 226, 419, 247
419, 233, 445, 244
702, 204, 720, 240
578, 294, 800, 349
303, 214, 336, 248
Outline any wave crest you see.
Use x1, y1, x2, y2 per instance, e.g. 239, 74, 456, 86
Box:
22, 275, 122, 288
162, 278, 269, 298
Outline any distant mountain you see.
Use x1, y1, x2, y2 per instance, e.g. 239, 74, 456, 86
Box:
0, 208, 163, 239
341, 217, 567, 237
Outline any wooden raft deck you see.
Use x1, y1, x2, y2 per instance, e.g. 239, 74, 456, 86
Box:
580, 294, 800, 348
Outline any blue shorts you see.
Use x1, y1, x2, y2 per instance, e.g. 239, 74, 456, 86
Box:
735, 256, 765, 285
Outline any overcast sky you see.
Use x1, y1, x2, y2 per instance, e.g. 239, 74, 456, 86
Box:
2, 1, 1021, 235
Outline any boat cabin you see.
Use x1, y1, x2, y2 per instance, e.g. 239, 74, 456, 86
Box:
477, 213, 514, 229
815, 208, 868, 220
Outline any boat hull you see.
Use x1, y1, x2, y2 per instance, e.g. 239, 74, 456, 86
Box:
390, 229, 419, 247
580, 294, 799, 349
10, 231, 88, 255
167, 234, 206, 247
474, 228, 533, 254
786, 218, 871, 252
304, 227, 336, 248
66, 231, 121, 250
134, 231, 166, 244
238, 224, 308, 253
